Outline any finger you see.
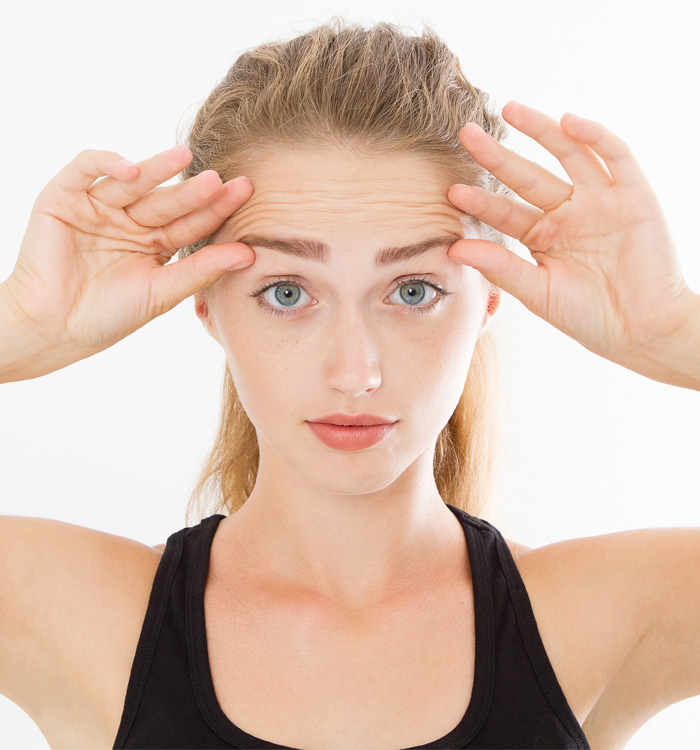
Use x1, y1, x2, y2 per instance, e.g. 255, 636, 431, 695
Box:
459, 123, 572, 211
447, 183, 544, 243
501, 101, 615, 189
159, 177, 255, 252
50, 149, 140, 193
124, 169, 225, 228
88, 145, 194, 207
149, 242, 255, 315
559, 112, 649, 188
447, 238, 548, 316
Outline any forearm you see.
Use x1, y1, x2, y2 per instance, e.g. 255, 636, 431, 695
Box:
0, 281, 67, 383
627, 288, 700, 391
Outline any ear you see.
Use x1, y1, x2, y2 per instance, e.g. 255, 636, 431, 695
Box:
194, 291, 221, 343
478, 285, 501, 337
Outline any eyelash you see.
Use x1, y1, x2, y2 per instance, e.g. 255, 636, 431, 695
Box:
249, 276, 452, 318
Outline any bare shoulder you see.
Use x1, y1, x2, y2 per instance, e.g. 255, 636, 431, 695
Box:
0, 515, 162, 747
504, 526, 700, 747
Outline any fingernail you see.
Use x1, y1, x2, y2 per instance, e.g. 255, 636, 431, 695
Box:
230, 176, 252, 189
119, 158, 136, 169
450, 184, 472, 200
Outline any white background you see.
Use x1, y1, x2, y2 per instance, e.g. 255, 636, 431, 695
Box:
1, 0, 699, 747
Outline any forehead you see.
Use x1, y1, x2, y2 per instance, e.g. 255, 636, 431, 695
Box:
211, 147, 472, 245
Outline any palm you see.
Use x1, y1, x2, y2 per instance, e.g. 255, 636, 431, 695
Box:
5, 146, 254, 361
15, 197, 170, 351
520, 181, 681, 353
446, 102, 692, 368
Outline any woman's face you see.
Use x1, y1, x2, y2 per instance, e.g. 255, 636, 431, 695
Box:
196, 146, 500, 495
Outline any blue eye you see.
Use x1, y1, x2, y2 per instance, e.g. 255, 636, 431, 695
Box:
250, 276, 451, 318
387, 279, 438, 311
260, 282, 312, 315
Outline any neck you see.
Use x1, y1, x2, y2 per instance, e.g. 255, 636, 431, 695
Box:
219, 444, 467, 611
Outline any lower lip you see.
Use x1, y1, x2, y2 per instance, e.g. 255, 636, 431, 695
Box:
307, 422, 396, 451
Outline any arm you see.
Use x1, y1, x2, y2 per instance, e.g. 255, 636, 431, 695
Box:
526, 528, 700, 747
0, 516, 162, 745
445, 102, 700, 743
589, 527, 700, 743
0, 147, 255, 739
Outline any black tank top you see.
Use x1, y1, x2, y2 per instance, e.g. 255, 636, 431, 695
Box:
113, 504, 590, 749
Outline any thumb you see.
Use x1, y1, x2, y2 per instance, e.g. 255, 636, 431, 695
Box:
448, 238, 545, 312
150, 242, 255, 314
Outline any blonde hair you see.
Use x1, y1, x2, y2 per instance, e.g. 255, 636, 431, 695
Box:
178, 17, 511, 526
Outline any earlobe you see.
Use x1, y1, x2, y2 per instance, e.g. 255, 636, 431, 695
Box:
486, 286, 501, 317
479, 286, 501, 336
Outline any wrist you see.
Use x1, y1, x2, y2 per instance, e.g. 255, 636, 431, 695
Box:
0, 280, 68, 383
629, 287, 700, 391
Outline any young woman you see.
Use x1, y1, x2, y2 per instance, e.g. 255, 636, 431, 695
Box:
1, 18, 699, 750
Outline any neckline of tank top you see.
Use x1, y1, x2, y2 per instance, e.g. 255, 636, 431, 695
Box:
184, 503, 495, 749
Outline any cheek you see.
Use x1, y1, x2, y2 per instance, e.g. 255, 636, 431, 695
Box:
219, 317, 308, 426
406, 314, 479, 404
403, 295, 483, 412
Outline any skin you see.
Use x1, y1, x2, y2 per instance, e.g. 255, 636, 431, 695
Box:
2, 101, 699, 748
195, 146, 500, 612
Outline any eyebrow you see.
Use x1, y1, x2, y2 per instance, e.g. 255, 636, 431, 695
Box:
234, 233, 463, 268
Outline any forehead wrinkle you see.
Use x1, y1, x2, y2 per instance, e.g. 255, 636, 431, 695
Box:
234, 190, 454, 210
237, 205, 461, 223
249, 181, 445, 195
209, 162, 471, 247
214, 198, 465, 240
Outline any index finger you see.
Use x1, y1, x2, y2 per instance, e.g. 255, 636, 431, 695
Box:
88, 145, 194, 207
50, 148, 141, 193
558, 111, 649, 189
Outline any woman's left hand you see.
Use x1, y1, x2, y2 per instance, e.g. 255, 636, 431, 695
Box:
446, 101, 699, 381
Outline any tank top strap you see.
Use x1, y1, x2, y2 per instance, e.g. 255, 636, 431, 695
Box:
113, 515, 229, 749
113, 522, 186, 747
446, 504, 590, 749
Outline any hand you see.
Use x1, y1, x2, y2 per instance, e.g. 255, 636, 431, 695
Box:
2, 146, 255, 373
446, 101, 698, 376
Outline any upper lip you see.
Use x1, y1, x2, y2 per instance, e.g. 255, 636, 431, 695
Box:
309, 413, 397, 426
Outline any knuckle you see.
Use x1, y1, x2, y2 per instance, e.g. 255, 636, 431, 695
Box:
515, 174, 539, 196
77, 148, 124, 168
153, 226, 176, 254
145, 196, 176, 226
151, 205, 173, 225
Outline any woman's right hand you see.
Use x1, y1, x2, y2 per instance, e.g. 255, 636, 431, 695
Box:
1, 145, 255, 376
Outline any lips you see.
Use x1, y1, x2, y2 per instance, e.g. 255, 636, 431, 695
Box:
307, 421, 396, 450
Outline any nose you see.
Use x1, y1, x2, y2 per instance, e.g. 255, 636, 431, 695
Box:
323, 310, 382, 398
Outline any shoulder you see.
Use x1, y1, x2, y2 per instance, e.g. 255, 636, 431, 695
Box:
0, 516, 162, 745
505, 526, 700, 746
